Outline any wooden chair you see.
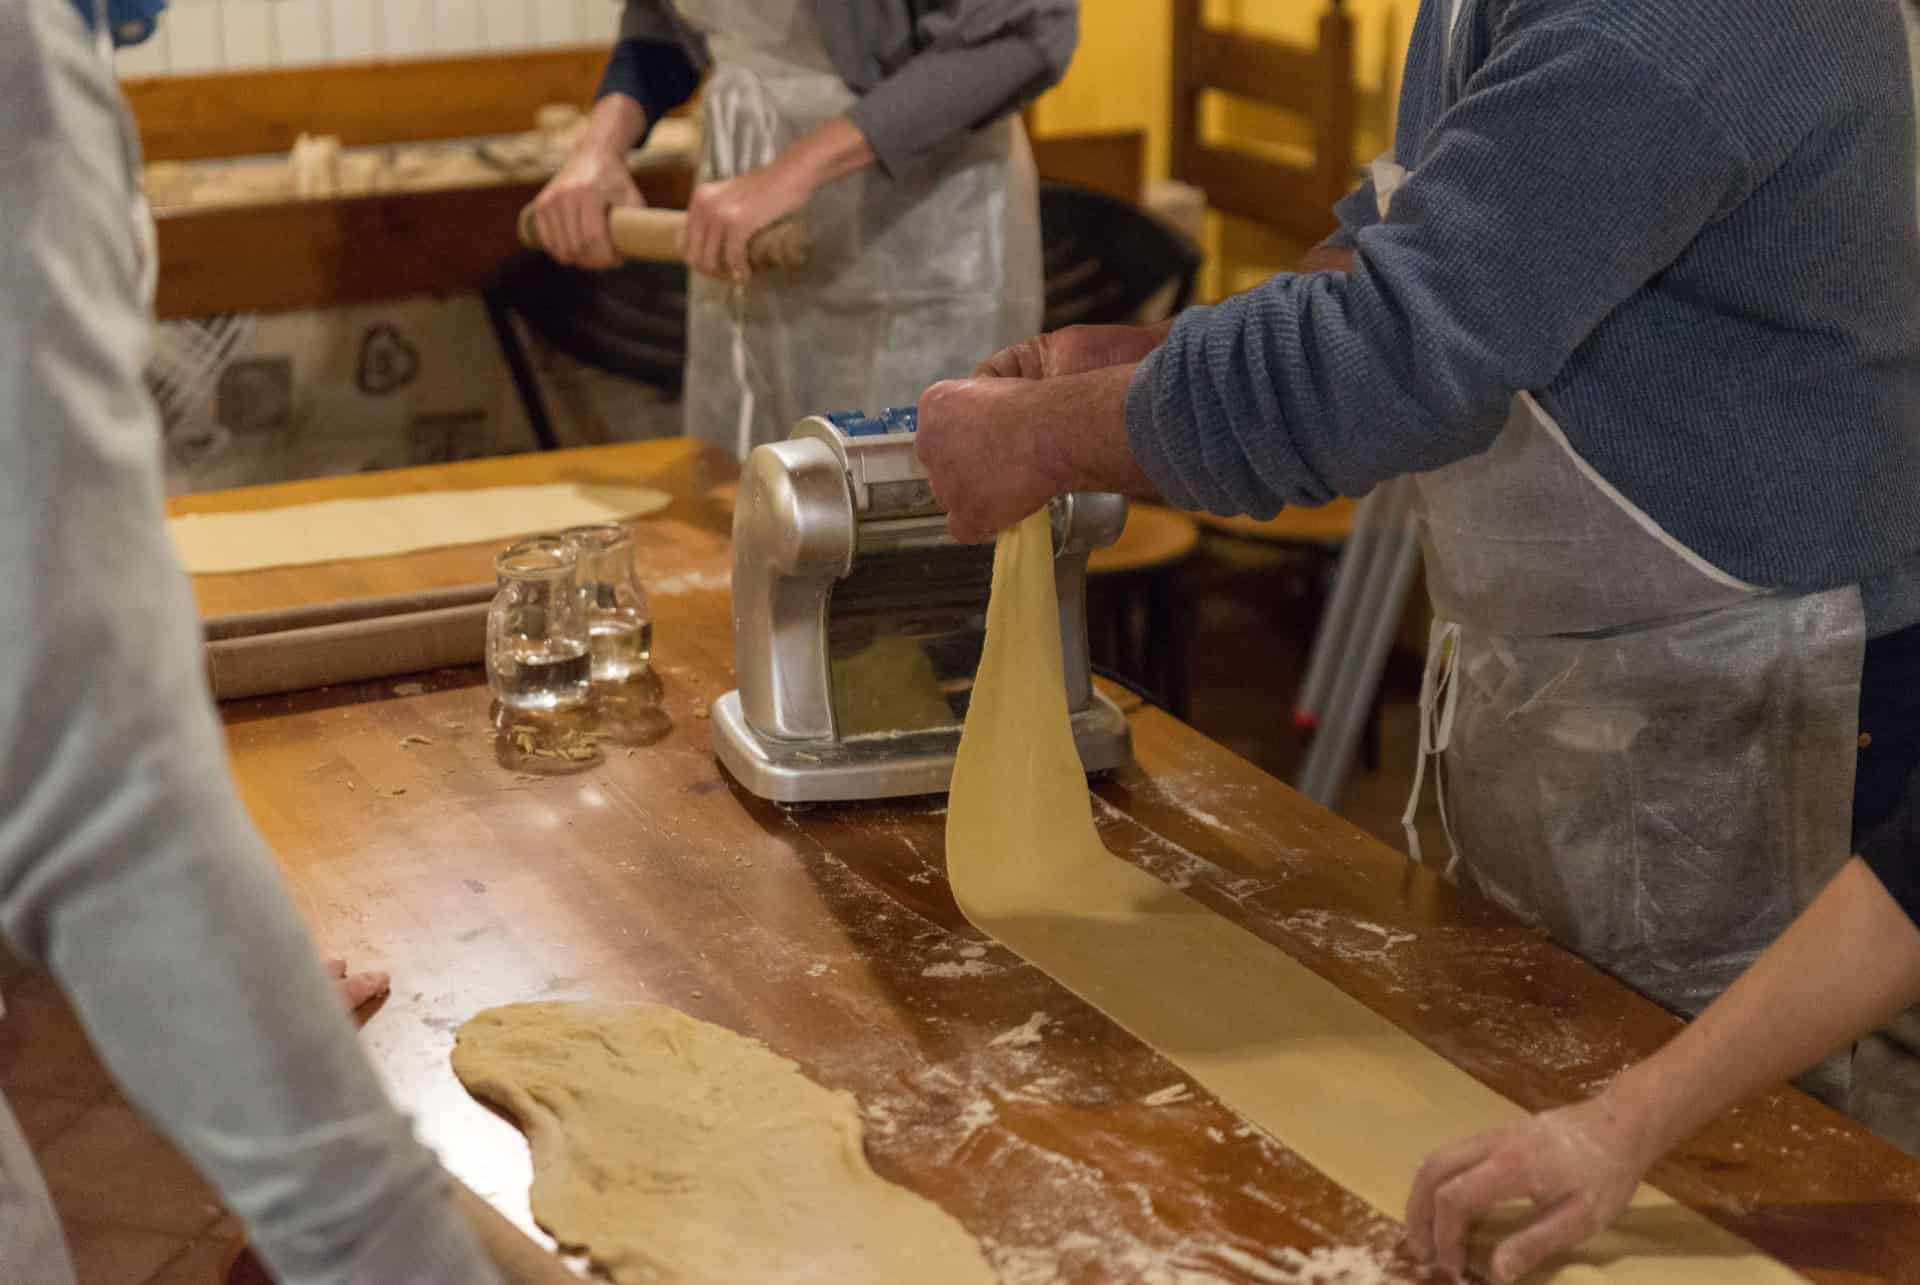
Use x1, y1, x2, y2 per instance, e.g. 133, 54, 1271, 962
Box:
1170, 0, 1359, 247
1168, 0, 1363, 548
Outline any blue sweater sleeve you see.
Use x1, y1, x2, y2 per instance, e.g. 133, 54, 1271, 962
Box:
598, 37, 702, 139
1126, 26, 1750, 515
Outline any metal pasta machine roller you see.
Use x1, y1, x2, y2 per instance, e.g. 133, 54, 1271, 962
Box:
712, 408, 1133, 802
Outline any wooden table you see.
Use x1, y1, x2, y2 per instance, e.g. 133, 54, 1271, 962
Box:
176, 440, 1920, 1284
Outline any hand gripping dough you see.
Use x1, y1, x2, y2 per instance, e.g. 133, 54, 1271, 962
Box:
452, 1001, 997, 1285
943, 512, 1805, 1284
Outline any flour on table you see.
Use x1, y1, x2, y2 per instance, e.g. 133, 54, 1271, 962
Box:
991, 1012, 1051, 1048
924, 959, 999, 978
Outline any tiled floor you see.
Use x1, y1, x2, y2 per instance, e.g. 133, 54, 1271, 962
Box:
0, 958, 238, 1285
0, 526, 1436, 1284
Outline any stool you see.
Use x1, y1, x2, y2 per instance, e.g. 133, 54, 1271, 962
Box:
1087, 504, 1201, 719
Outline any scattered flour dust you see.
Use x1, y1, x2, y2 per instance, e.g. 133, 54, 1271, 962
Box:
984, 1237, 1408, 1284
991, 1012, 1051, 1048
649, 567, 729, 595
805, 962, 830, 978
923, 959, 999, 978
1279, 910, 1417, 965
922, 941, 1007, 979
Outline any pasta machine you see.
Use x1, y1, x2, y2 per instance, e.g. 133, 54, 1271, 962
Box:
712, 408, 1133, 802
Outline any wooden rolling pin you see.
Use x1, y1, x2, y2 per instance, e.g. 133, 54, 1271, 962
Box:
203, 584, 494, 643
204, 601, 489, 701
516, 202, 813, 270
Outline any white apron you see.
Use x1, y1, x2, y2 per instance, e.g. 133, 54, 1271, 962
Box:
675, 0, 1044, 457
1390, 0, 1863, 1046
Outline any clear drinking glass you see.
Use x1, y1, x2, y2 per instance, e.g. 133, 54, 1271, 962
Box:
487, 535, 592, 711
563, 523, 653, 684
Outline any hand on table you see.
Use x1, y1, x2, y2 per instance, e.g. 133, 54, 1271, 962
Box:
529, 147, 645, 270
685, 158, 814, 281
972, 322, 1175, 380
326, 958, 391, 1014
1403, 1094, 1655, 1282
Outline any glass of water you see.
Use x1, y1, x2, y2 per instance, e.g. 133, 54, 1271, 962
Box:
487, 535, 592, 711
563, 523, 653, 685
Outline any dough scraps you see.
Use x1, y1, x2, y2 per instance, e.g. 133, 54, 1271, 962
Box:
452, 1001, 996, 1285
169, 482, 670, 574
943, 511, 1805, 1284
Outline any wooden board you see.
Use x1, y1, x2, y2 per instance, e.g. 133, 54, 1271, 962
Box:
124, 49, 612, 163
151, 167, 695, 320
1031, 130, 1147, 204
147, 125, 1136, 319
176, 442, 1920, 1283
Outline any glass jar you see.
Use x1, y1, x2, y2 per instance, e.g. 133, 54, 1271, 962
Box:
487, 535, 591, 711
563, 523, 653, 684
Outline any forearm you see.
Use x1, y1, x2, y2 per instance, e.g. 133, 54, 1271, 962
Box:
780, 115, 877, 190
575, 91, 649, 161
848, 36, 1052, 178
1036, 364, 1160, 499
1604, 858, 1920, 1160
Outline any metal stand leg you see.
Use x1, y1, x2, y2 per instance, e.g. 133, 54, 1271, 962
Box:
483, 286, 560, 453
1296, 476, 1422, 810
1295, 488, 1386, 730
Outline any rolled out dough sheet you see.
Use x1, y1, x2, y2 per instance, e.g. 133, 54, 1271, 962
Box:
944, 511, 1805, 1284
452, 1001, 996, 1285
168, 482, 671, 574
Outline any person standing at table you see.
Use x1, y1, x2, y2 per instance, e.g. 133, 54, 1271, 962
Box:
914, 0, 1920, 1148
528, 0, 1078, 458
3, 3, 509, 1281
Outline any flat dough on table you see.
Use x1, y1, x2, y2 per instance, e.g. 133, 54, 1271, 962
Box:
452, 1001, 996, 1285
168, 483, 671, 574
945, 511, 1806, 1284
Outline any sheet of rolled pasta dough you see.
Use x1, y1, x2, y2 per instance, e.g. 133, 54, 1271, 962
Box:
168, 482, 670, 573
944, 510, 1804, 1284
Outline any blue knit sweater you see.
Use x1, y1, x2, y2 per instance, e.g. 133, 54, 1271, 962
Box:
1126, 0, 1920, 635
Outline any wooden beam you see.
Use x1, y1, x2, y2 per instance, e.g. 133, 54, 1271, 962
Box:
1182, 144, 1337, 244
124, 48, 609, 162
1189, 26, 1323, 114
151, 168, 693, 320
1313, 6, 1361, 208
1031, 131, 1145, 203
1169, 0, 1204, 197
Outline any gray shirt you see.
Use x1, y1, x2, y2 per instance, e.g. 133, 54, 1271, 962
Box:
2, 4, 506, 1282
619, 0, 1078, 176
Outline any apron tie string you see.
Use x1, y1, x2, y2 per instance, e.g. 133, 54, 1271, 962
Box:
702, 69, 781, 459
1402, 619, 1464, 876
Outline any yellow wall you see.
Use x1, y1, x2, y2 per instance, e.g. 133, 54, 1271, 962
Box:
1032, 0, 1421, 299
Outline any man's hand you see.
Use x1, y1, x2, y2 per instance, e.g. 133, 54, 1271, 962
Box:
917, 364, 1150, 543
686, 116, 873, 281
326, 958, 391, 1013
685, 158, 816, 280
972, 322, 1176, 380
1404, 1095, 1655, 1282
529, 147, 646, 271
